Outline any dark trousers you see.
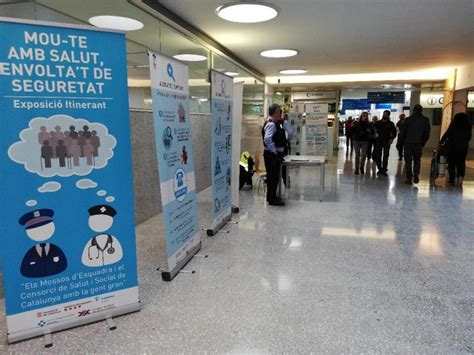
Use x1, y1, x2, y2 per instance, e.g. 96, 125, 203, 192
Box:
264, 150, 282, 202
373, 142, 390, 172
447, 146, 468, 182
397, 135, 404, 159
345, 134, 353, 151
367, 140, 375, 160
404, 143, 422, 180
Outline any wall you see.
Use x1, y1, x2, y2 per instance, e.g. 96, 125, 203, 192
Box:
130, 110, 212, 224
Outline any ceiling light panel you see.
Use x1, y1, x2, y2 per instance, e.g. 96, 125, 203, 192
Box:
260, 49, 298, 58
280, 69, 307, 74
89, 16, 144, 31
216, 2, 279, 23
173, 54, 208, 62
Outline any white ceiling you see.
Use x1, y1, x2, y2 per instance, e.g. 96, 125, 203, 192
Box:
155, 0, 474, 76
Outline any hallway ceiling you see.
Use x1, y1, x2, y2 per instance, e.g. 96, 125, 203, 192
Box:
154, 0, 474, 76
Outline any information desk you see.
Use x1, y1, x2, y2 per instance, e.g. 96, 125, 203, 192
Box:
278, 155, 327, 202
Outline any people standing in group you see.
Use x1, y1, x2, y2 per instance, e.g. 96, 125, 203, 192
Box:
439, 112, 472, 185
398, 104, 431, 184
262, 103, 293, 206
373, 110, 397, 176
396, 113, 406, 161
367, 115, 378, 161
345, 117, 354, 153
352, 112, 373, 175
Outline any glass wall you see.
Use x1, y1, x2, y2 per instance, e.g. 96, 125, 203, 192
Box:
0, 0, 264, 113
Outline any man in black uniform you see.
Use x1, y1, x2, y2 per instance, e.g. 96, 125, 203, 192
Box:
262, 104, 289, 206
373, 110, 397, 176
398, 104, 430, 184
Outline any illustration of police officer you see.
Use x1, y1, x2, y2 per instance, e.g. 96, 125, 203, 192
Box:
19, 209, 68, 278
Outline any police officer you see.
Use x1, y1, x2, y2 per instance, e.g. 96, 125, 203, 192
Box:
262, 103, 293, 206
19, 208, 68, 278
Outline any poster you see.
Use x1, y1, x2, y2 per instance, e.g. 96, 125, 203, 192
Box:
210, 70, 233, 232
149, 51, 200, 278
306, 104, 328, 156
231, 82, 243, 211
288, 112, 303, 155
0, 19, 139, 342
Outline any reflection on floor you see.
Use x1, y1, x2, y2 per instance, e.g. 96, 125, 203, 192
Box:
1, 143, 473, 353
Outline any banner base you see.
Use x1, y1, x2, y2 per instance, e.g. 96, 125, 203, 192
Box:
231, 206, 240, 213
161, 241, 202, 282
206, 214, 232, 237
8, 302, 140, 344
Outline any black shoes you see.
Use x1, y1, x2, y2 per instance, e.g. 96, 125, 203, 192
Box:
413, 176, 419, 184
360, 167, 364, 174
354, 169, 359, 175
268, 200, 285, 206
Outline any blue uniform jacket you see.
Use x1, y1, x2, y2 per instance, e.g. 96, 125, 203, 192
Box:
20, 243, 67, 278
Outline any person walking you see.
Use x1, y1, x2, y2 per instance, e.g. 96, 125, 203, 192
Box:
398, 104, 431, 184
396, 113, 406, 161
373, 110, 397, 176
345, 117, 354, 153
262, 103, 292, 206
352, 112, 372, 175
440, 112, 472, 185
367, 115, 378, 161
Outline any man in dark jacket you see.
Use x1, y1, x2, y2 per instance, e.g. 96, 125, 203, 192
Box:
373, 110, 397, 176
398, 104, 431, 184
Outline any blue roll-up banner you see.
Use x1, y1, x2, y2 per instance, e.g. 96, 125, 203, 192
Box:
148, 51, 201, 281
0, 18, 139, 343
209, 70, 233, 234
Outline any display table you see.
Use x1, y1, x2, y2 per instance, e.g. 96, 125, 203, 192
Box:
278, 155, 327, 202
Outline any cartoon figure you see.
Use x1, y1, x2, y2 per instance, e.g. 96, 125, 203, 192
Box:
78, 131, 86, 157
82, 205, 123, 267
41, 140, 53, 169
19, 209, 67, 278
54, 125, 64, 140
227, 104, 231, 120
163, 126, 173, 149
82, 125, 92, 139
69, 140, 81, 167
83, 139, 94, 166
48, 131, 58, 158
56, 140, 68, 168
178, 103, 186, 123
181, 145, 188, 164
38, 126, 49, 145
69, 125, 78, 139
90, 130, 100, 157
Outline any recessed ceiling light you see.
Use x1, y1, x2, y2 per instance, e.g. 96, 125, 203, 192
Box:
279, 69, 307, 75
260, 49, 298, 58
224, 71, 239, 76
275, 91, 282, 95
89, 16, 143, 31
173, 54, 207, 62
216, 2, 279, 23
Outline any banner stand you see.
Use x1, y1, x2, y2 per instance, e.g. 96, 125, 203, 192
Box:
207, 70, 234, 237
206, 215, 232, 237
232, 206, 240, 213
149, 51, 202, 283
230, 82, 244, 215
160, 242, 201, 281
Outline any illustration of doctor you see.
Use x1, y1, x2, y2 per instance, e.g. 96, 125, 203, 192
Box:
81, 204, 123, 267
19, 209, 68, 278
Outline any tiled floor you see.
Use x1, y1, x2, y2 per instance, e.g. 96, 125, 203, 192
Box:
1, 143, 473, 353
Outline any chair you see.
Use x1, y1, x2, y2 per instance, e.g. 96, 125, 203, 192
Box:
253, 170, 267, 195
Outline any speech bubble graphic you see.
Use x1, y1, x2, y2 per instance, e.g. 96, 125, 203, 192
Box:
38, 181, 61, 193
76, 179, 98, 189
97, 190, 107, 196
8, 114, 116, 177
105, 196, 115, 203
26, 200, 37, 207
